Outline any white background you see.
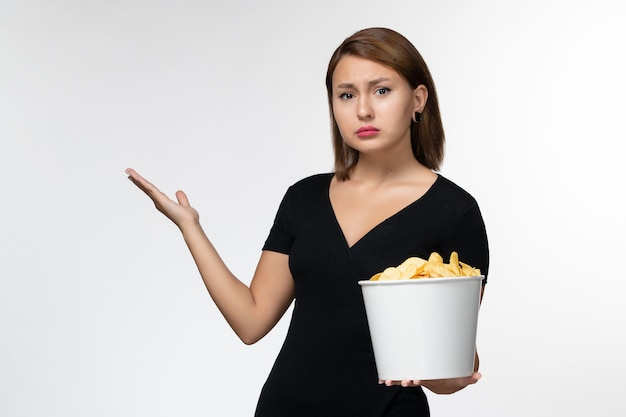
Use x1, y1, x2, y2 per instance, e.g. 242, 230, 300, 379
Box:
1, 0, 625, 416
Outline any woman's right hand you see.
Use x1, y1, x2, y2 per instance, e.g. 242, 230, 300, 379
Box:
125, 168, 199, 230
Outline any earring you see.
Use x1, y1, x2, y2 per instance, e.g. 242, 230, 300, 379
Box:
412, 112, 423, 123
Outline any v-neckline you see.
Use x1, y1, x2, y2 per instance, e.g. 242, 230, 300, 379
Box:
326, 174, 440, 250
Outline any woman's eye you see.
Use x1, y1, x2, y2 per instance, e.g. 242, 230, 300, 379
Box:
375, 88, 389, 95
339, 92, 354, 100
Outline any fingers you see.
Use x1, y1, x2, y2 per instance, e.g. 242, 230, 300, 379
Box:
125, 168, 170, 203
379, 372, 483, 392
126, 168, 156, 192
125, 168, 142, 183
175, 190, 190, 207
378, 379, 421, 387
126, 170, 191, 212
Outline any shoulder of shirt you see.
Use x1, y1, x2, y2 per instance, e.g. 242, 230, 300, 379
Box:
283, 173, 479, 208
276, 173, 332, 209
433, 174, 479, 206
287, 172, 333, 191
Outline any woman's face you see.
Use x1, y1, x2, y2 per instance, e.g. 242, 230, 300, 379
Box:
331, 55, 427, 157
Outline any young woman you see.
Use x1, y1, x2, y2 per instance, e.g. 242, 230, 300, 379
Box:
126, 27, 489, 417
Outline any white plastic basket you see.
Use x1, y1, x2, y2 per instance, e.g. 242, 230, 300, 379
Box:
358, 275, 483, 380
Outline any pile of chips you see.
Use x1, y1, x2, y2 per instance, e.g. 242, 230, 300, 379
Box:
370, 251, 481, 281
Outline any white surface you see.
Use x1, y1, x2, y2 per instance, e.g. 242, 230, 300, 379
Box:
1, 1, 625, 416
360, 276, 483, 380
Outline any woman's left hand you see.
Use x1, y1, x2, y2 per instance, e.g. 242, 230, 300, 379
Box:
379, 372, 481, 394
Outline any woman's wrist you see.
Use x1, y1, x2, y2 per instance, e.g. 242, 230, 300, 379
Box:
178, 219, 204, 238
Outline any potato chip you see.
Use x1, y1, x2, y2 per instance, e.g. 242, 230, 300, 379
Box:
460, 261, 481, 276
369, 251, 481, 280
397, 257, 427, 279
448, 252, 462, 275
426, 263, 456, 278
427, 252, 444, 265
378, 266, 402, 281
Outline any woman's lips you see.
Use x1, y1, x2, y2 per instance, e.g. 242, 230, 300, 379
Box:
356, 126, 380, 138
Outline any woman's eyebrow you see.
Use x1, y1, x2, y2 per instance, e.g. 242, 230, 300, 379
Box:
336, 77, 391, 89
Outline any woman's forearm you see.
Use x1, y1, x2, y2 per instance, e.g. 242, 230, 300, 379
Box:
179, 222, 294, 344
179, 222, 260, 339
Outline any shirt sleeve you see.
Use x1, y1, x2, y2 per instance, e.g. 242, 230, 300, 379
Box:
262, 186, 294, 255
438, 202, 490, 283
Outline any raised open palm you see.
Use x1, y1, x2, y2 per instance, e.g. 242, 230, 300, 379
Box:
125, 168, 199, 229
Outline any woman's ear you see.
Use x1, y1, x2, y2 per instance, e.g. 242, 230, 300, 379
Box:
413, 85, 428, 113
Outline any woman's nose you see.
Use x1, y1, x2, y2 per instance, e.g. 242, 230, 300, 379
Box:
357, 98, 373, 120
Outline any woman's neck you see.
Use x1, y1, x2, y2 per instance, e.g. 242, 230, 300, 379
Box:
350, 154, 435, 185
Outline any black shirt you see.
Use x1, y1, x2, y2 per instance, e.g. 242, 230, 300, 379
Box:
256, 173, 489, 417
